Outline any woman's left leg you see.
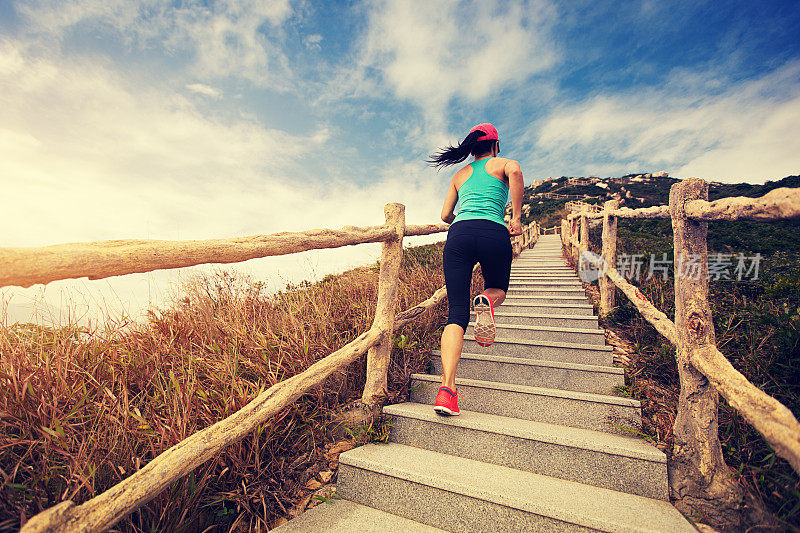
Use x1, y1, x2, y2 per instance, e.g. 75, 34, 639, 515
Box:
439, 324, 464, 391
441, 231, 475, 392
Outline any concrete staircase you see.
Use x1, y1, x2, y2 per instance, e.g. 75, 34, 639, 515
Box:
274, 235, 695, 532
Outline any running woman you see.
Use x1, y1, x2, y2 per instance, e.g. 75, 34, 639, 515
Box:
427, 123, 524, 416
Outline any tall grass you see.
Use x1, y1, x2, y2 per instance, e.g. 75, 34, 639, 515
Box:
0, 242, 451, 532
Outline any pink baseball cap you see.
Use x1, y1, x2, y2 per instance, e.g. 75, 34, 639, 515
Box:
468, 122, 499, 141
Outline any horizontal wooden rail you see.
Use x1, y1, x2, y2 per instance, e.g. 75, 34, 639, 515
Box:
0, 223, 449, 289
569, 187, 800, 222
582, 252, 678, 344
684, 187, 800, 221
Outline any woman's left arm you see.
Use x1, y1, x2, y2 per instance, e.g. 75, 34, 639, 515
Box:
441, 176, 458, 224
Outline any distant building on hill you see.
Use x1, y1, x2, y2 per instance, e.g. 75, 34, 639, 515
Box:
567, 176, 601, 186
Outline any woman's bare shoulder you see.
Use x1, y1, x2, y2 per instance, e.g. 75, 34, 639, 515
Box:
451, 163, 473, 186
486, 157, 519, 175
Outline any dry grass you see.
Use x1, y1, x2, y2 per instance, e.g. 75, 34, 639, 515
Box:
0, 242, 453, 532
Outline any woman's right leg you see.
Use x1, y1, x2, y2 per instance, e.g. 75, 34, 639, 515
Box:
476, 222, 513, 308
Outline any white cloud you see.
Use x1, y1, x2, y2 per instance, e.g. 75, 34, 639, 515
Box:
17, 0, 295, 88
533, 61, 800, 182
186, 83, 222, 98
339, 0, 558, 142
0, 38, 448, 328
304, 33, 322, 50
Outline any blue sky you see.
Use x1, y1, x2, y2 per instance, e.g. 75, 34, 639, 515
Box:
1, 0, 799, 326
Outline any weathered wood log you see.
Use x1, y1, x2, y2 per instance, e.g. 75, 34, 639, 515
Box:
1, 222, 449, 289
582, 253, 678, 344
568, 217, 578, 263
405, 223, 449, 236
599, 200, 620, 317
579, 213, 589, 256
21, 327, 384, 533
394, 286, 448, 328
578, 205, 669, 220
611, 205, 671, 219
571, 186, 799, 222
691, 345, 800, 475
684, 187, 800, 221
577, 213, 589, 273
669, 178, 740, 522
362, 204, 405, 406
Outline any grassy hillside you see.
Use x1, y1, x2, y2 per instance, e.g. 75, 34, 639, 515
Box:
0, 242, 461, 532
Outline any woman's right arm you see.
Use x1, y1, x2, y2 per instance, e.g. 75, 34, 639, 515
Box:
441, 176, 459, 224
505, 160, 524, 235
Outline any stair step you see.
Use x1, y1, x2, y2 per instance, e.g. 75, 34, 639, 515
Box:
465, 323, 606, 345
508, 281, 583, 289
509, 277, 580, 282
502, 295, 591, 306
507, 288, 587, 298
459, 337, 613, 365
384, 402, 668, 500
491, 311, 598, 329
511, 266, 574, 271
410, 374, 639, 434
337, 444, 694, 532
517, 261, 565, 264
270, 498, 447, 532
499, 302, 595, 316
430, 351, 622, 394
511, 267, 574, 272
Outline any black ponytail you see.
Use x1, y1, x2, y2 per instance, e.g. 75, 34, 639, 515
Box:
427, 130, 497, 169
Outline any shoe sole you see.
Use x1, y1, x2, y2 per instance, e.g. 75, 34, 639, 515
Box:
473, 299, 496, 347
433, 406, 460, 416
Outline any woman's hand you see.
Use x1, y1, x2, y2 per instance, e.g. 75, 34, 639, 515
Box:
508, 218, 522, 236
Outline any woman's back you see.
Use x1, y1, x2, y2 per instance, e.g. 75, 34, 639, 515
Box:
453, 157, 509, 227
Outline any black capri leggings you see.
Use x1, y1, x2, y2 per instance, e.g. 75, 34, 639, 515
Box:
443, 219, 512, 330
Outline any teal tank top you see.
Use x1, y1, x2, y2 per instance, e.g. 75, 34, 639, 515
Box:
452, 158, 509, 227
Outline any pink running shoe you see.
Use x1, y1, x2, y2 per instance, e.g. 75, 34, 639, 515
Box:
434, 380, 460, 416
473, 293, 496, 347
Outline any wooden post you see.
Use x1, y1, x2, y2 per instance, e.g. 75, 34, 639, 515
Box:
579, 212, 589, 256
669, 179, 740, 521
569, 217, 577, 263
361, 203, 405, 408
599, 200, 619, 316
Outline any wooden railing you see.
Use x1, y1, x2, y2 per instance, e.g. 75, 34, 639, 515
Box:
511, 221, 540, 256
533, 192, 602, 200
5, 204, 539, 532
561, 181, 800, 513
540, 225, 560, 235
565, 200, 603, 214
